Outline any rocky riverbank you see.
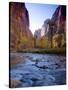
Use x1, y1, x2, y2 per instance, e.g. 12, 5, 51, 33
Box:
10, 53, 25, 68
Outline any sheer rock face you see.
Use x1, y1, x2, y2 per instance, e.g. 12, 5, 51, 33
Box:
9, 2, 34, 52
52, 5, 66, 34
51, 5, 66, 47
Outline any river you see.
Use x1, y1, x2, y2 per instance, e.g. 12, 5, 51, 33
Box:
10, 53, 66, 87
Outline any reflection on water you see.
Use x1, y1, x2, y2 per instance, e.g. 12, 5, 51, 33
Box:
10, 53, 66, 87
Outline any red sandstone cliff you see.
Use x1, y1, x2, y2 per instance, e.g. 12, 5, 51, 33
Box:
9, 2, 34, 52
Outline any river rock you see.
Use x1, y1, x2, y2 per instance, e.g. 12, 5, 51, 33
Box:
37, 61, 49, 69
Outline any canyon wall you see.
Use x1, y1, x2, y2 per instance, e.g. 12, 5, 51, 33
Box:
52, 5, 66, 47
9, 2, 34, 52
34, 5, 66, 48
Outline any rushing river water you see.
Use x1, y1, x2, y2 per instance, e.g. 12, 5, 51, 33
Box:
10, 53, 66, 87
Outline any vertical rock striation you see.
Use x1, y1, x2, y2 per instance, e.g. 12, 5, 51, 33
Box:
9, 2, 34, 52
52, 5, 66, 47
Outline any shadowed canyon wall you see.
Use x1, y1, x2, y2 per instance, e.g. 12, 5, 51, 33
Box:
52, 5, 66, 48
9, 2, 34, 52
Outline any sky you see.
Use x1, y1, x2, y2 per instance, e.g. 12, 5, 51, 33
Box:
25, 3, 58, 35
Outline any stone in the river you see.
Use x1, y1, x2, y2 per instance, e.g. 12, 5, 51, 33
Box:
11, 69, 31, 75
32, 74, 56, 86
10, 71, 22, 80
19, 72, 43, 87
37, 61, 49, 69
10, 54, 25, 68
20, 78, 33, 87
21, 70, 43, 80
21, 64, 39, 73
48, 64, 59, 70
